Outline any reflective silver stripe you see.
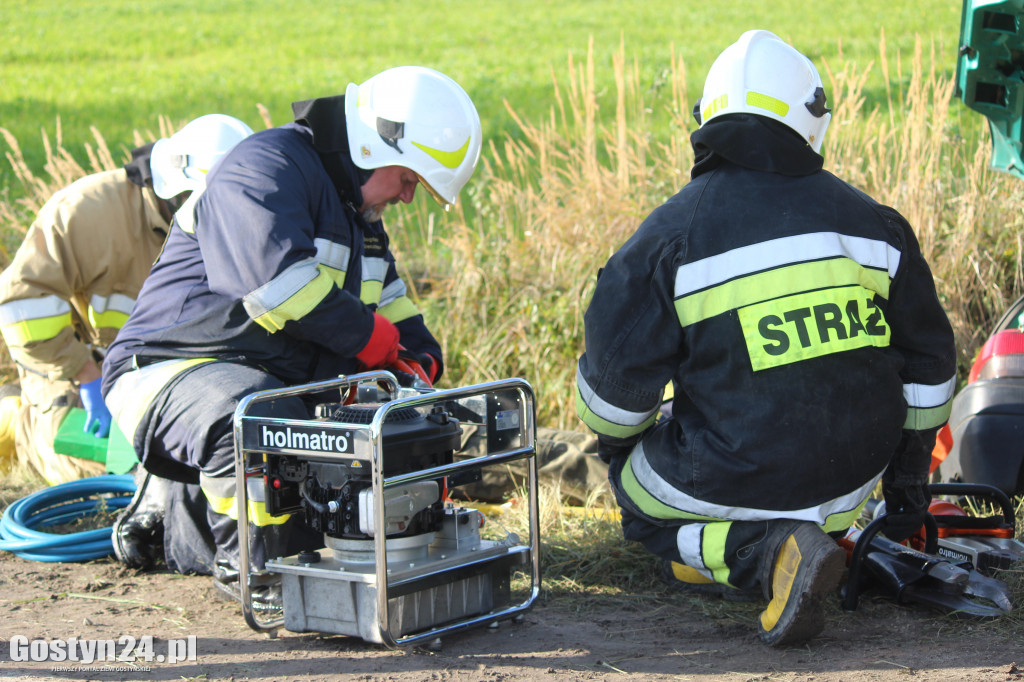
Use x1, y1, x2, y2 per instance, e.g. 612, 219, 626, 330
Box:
198, 472, 266, 501
0, 295, 71, 323
242, 257, 320, 320
314, 238, 351, 272
903, 377, 956, 409
576, 365, 659, 428
361, 256, 388, 284
105, 358, 214, 449
379, 279, 408, 308
675, 232, 902, 298
89, 293, 135, 317
676, 524, 710, 572
630, 440, 880, 524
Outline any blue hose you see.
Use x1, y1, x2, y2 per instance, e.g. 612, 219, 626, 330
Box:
0, 474, 136, 562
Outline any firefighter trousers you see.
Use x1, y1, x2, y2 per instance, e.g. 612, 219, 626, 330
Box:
130, 361, 322, 575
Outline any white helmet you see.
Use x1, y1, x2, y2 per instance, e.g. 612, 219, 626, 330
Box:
345, 66, 482, 210
698, 30, 831, 153
150, 114, 255, 199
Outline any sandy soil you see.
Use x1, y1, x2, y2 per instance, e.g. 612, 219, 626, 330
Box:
1, 539, 1023, 681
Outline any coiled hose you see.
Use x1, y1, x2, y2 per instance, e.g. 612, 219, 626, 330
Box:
0, 474, 136, 562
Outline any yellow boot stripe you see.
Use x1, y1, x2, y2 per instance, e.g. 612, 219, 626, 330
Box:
670, 562, 715, 584
760, 535, 802, 632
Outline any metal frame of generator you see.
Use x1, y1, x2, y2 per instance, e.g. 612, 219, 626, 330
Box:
230, 371, 541, 647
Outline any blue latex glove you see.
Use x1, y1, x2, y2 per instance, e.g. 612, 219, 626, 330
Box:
79, 377, 112, 438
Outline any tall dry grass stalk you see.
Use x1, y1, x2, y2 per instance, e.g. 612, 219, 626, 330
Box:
0, 119, 176, 259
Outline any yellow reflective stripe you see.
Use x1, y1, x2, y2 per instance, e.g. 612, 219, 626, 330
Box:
575, 387, 658, 440
87, 293, 135, 331
576, 367, 660, 432
378, 296, 419, 324
701, 522, 733, 585
737, 285, 890, 371
702, 94, 729, 120
823, 500, 866, 534
760, 534, 801, 632
620, 456, 719, 521
203, 490, 290, 526
675, 258, 891, 327
670, 561, 715, 583
904, 402, 953, 431
319, 264, 347, 289
88, 308, 129, 331
359, 280, 384, 306
0, 295, 73, 345
1, 312, 72, 346
412, 135, 471, 169
622, 442, 882, 526
747, 91, 790, 118
252, 269, 334, 332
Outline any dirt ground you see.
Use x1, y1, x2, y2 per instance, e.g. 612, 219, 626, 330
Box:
1, 497, 1023, 682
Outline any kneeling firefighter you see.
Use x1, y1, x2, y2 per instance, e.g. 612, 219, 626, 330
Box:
102, 67, 483, 609
575, 30, 957, 646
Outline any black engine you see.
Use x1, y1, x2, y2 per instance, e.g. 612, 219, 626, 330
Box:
263, 402, 462, 539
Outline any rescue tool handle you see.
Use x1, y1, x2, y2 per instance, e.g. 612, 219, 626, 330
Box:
927, 482, 1016, 527
842, 512, 939, 612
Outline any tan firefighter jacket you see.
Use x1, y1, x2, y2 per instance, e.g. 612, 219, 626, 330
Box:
0, 168, 168, 398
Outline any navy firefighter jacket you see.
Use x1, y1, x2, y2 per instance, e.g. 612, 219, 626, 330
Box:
575, 116, 957, 522
102, 122, 441, 392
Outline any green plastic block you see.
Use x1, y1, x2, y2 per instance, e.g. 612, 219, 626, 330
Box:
53, 408, 107, 463
52, 408, 140, 474
956, 0, 1024, 179
105, 419, 139, 474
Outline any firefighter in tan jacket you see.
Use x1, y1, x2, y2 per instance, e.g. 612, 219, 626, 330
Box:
0, 115, 254, 485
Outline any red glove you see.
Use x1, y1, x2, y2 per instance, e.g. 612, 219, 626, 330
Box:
355, 313, 400, 369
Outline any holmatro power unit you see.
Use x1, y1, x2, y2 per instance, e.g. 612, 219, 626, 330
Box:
230, 371, 540, 647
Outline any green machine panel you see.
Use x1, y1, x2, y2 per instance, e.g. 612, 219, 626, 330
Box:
956, 0, 1024, 178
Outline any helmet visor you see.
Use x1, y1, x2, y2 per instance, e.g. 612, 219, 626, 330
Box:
416, 173, 452, 211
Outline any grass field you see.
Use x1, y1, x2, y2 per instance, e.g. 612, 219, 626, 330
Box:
1, 0, 961, 186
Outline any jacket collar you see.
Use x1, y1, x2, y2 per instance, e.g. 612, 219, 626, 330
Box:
140, 185, 170, 233
690, 115, 824, 179
291, 95, 367, 208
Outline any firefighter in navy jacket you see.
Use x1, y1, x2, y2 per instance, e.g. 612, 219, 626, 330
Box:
102, 67, 482, 606
575, 31, 956, 646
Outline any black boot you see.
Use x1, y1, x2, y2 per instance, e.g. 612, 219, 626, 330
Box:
211, 555, 283, 614
755, 521, 845, 647
112, 468, 169, 570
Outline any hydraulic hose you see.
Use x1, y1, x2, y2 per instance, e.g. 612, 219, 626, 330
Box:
0, 474, 136, 562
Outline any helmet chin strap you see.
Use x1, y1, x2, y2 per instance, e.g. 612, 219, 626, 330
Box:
356, 165, 374, 186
